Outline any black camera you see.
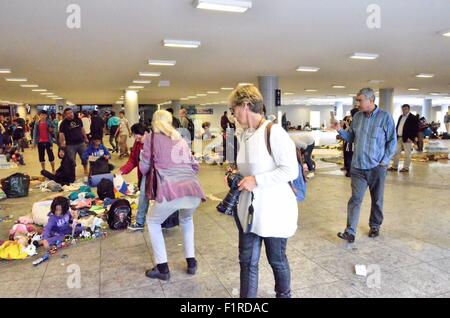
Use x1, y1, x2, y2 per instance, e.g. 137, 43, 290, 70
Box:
216, 172, 244, 216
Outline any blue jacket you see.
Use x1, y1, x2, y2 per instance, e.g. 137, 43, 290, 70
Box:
82, 144, 111, 162
33, 119, 55, 145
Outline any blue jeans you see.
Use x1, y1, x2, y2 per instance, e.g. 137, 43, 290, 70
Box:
346, 165, 387, 235
304, 142, 315, 171
136, 175, 150, 226
234, 213, 291, 298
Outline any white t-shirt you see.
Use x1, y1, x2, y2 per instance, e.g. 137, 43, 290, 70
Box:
81, 117, 91, 134
290, 134, 315, 149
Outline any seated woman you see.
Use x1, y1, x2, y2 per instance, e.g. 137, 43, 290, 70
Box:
82, 137, 112, 175
41, 147, 75, 185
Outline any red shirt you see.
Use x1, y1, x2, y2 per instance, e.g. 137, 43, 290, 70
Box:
38, 121, 50, 143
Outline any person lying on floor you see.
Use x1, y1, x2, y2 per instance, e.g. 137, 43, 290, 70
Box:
3, 142, 25, 165
35, 196, 83, 250
40, 147, 76, 186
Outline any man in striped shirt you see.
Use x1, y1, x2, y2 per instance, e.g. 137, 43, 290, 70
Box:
331, 88, 397, 243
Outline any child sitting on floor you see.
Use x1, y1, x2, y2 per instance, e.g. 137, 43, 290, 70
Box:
82, 137, 113, 175
3, 142, 25, 165
35, 196, 83, 250
41, 147, 75, 185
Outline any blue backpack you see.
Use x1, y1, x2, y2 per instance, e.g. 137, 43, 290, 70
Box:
265, 122, 307, 202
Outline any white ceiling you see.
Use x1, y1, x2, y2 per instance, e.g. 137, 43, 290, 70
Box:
1, 0, 449, 105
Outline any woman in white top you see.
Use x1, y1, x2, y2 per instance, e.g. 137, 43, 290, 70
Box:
229, 84, 299, 298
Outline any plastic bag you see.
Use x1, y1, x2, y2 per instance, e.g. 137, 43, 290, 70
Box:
1, 173, 30, 198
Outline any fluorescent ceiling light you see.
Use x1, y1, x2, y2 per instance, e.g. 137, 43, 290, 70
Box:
207, 91, 219, 94
128, 86, 144, 89
148, 59, 176, 66
187, 96, 197, 99
408, 88, 420, 91
332, 85, 346, 89
163, 39, 201, 48
305, 89, 317, 92
139, 72, 161, 77
296, 66, 320, 72
350, 52, 379, 60
20, 84, 38, 88
439, 29, 450, 37
51, 97, 61, 100
284, 92, 294, 95
180, 98, 189, 101
429, 92, 444, 96
116, 101, 124, 104
348, 94, 357, 97
368, 80, 384, 84
133, 80, 151, 84
158, 80, 170, 87
416, 73, 434, 78
5, 78, 27, 82
0, 69, 11, 73
196, 93, 207, 96
41, 92, 53, 95
194, 0, 252, 13
238, 82, 253, 86
32, 89, 47, 92
221, 87, 234, 90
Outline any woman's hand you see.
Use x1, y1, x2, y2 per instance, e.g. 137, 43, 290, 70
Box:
238, 176, 257, 192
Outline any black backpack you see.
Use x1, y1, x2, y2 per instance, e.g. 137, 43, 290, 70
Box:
107, 199, 131, 230
97, 178, 115, 200
90, 157, 113, 175
1, 173, 30, 198
162, 211, 179, 229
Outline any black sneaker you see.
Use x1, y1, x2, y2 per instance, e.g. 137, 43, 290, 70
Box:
128, 223, 144, 231
145, 267, 170, 281
337, 231, 355, 243
368, 228, 380, 238
186, 258, 197, 275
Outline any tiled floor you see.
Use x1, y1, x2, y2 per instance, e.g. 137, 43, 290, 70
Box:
0, 144, 449, 298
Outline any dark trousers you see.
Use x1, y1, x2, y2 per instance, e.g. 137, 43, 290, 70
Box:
304, 142, 315, 171
41, 170, 68, 185
344, 148, 354, 173
234, 213, 291, 298
345, 165, 387, 235
37, 142, 55, 163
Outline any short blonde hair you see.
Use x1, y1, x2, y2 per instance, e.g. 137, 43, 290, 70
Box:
152, 110, 181, 140
228, 84, 264, 114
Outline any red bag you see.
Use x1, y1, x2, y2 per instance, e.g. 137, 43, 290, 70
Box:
145, 132, 158, 200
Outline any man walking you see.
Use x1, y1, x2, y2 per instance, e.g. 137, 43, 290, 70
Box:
331, 88, 396, 243
389, 104, 418, 172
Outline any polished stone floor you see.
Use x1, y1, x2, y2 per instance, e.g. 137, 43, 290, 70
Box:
0, 143, 449, 298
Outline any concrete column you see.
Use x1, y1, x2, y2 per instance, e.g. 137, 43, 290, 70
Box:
16, 104, 27, 119
124, 90, 139, 126
258, 75, 279, 117
335, 101, 344, 120
422, 99, 432, 121
379, 88, 394, 114
441, 104, 449, 133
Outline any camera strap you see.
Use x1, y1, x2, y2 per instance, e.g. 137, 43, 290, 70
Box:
245, 192, 255, 233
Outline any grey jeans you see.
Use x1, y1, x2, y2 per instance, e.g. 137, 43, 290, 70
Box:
345, 165, 387, 235
66, 142, 87, 166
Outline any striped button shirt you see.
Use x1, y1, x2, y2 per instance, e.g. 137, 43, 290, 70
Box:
339, 106, 397, 170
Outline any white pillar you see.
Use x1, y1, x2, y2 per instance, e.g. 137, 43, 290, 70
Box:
441, 104, 449, 133
335, 101, 344, 120
422, 99, 432, 121
258, 75, 279, 117
379, 88, 394, 114
125, 90, 139, 126
17, 104, 27, 119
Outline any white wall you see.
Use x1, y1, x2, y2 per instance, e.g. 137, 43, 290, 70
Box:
279, 104, 353, 128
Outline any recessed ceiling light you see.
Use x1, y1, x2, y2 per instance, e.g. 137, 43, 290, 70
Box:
148, 59, 176, 66
408, 88, 420, 91
0, 68, 11, 73
296, 66, 320, 72
416, 73, 434, 78
207, 91, 219, 94
238, 82, 253, 86
20, 84, 38, 88
221, 87, 234, 90
139, 72, 161, 77
51, 97, 61, 100
133, 80, 151, 84
163, 39, 201, 48
194, 0, 252, 13
32, 89, 47, 92
158, 80, 170, 87
368, 80, 384, 84
429, 92, 443, 96
305, 89, 317, 92
41, 92, 53, 95
5, 78, 27, 82
196, 94, 207, 97
332, 85, 346, 89
439, 29, 450, 37
350, 52, 379, 60
284, 92, 294, 95
128, 86, 144, 89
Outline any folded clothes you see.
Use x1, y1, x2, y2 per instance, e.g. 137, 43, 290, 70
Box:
89, 205, 106, 215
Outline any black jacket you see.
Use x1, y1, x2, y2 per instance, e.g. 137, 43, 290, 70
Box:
90, 115, 105, 140
55, 156, 76, 185
396, 113, 419, 143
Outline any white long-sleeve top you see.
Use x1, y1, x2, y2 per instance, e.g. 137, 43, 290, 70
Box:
236, 120, 299, 238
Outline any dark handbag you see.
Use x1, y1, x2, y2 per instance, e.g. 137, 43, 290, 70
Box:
145, 132, 157, 200
1, 173, 30, 198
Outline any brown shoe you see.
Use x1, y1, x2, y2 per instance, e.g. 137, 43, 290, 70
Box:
387, 167, 398, 171
399, 168, 409, 172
